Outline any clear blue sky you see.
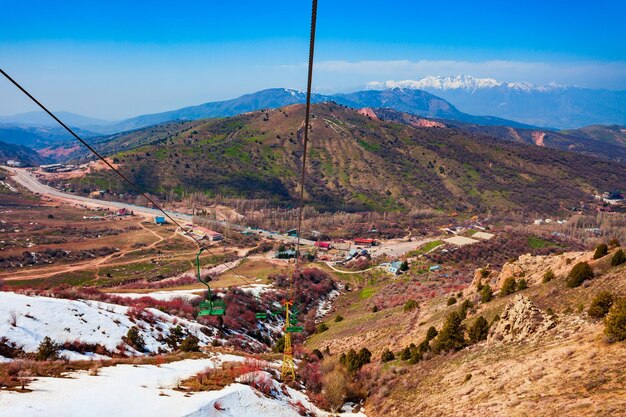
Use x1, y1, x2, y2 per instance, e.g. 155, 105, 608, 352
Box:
1, 0, 625, 120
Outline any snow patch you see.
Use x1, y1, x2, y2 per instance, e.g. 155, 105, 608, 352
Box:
0, 292, 216, 355
0, 357, 367, 417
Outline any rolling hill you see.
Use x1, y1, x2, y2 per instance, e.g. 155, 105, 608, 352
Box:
370, 109, 626, 162
65, 103, 624, 215
0, 140, 49, 166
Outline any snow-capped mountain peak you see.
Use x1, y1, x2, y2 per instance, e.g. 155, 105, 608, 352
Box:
366, 75, 566, 93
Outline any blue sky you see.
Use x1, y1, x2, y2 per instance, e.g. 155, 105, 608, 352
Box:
1, 0, 625, 119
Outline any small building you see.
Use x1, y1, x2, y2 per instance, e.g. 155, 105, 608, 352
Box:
117, 208, 129, 216
154, 216, 167, 225
275, 249, 297, 259
40, 163, 63, 172
388, 261, 403, 275
354, 238, 377, 247
6, 160, 22, 167
314, 241, 332, 249
206, 231, 224, 241
473, 231, 494, 240
429, 265, 442, 272
602, 190, 624, 205
345, 248, 359, 261
286, 229, 298, 237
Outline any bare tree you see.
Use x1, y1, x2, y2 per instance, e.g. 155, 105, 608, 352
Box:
8, 310, 18, 327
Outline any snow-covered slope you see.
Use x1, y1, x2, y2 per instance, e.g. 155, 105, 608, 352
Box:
0, 292, 215, 358
0, 357, 367, 417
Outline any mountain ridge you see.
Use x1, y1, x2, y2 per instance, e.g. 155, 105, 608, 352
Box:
366, 75, 626, 128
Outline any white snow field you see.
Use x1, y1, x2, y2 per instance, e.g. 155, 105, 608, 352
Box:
0, 357, 367, 417
0, 292, 215, 358
108, 289, 204, 301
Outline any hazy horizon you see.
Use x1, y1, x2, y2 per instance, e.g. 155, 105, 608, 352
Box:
2, 0, 626, 119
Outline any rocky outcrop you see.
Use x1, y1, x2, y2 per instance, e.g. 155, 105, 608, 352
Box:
488, 295, 556, 343
494, 251, 592, 290
463, 267, 492, 296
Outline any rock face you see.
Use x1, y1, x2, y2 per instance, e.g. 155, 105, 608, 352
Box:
489, 295, 556, 343
464, 267, 490, 296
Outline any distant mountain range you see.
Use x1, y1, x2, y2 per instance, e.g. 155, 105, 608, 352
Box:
0, 86, 534, 140
1, 80, 625, 163
366, 75, 626, 129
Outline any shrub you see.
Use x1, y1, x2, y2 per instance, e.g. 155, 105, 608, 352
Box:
272, 335, 285, 353
468, 316, 489, 343
500, 277, 517, 296
543, 269, 555, 283
611, 249, 626, 267
334, 315, 344, 323
517, 278, 528, 291
372, 305, 379, 313
432, 311, 466, 353
316, 323, 329, 334
588, 291, 614, 319
566, 262, 594, 288
125, 326, 146, 352
417, 339, 431, 354
408, 349, 423, 364
403, 299, 418, 312
593, 244, 608, 260
399, 260, 409, 272
480, 284, 493, 303
604, 298, 626, 342
36, 336, 59, 361
426, 326, 438, 341
340, 348, 371, 373
400, 347, 412, 360
180, 336, 200, 352
447, 297, 457, 306
458, 300, 473, 319
380, 348, 395, 363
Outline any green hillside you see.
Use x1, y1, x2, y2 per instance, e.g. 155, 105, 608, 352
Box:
68, 103, 624, 214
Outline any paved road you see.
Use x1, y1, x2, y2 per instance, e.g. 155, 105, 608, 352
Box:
6, 167, 192, 222
6, 167, 314, 245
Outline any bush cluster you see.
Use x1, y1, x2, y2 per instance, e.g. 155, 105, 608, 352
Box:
480, 284, 493, 302
566, 262, 594, 288
403, 299, 418, 312
468, 316, 490, 343
588, 291, 614, 319
611, 249, 625, 267
500, 276, 517, 296
340, 348, 371, 374
604, 298, 626, 342
125, 326, 146, 352
36, 336, 60, 361
432, 311, 466, 353
542, 269, 555, 283
380, 348, 395, 363
593, 244, 608, 260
